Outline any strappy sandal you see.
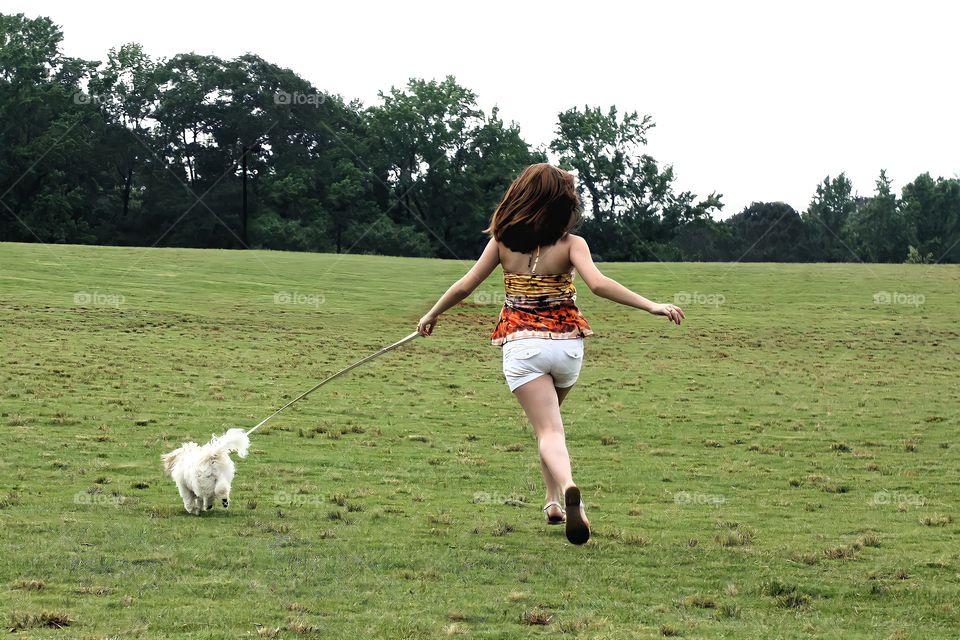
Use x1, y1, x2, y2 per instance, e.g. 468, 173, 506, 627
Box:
542, 501, 566, 525
564, 486, 590, 545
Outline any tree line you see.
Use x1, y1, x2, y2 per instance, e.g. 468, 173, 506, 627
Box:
1, 13, 957, 263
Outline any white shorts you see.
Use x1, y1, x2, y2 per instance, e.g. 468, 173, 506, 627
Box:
501, 337, 584, 392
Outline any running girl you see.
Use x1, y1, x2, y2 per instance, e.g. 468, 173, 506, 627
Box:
417, 163, 684, 545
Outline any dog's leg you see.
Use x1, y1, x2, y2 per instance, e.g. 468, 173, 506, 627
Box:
178, 484, 200, 515
202, 495, 213, 511
215, 479, 231, 509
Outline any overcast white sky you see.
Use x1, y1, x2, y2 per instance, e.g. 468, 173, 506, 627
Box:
6, 0, 959, 215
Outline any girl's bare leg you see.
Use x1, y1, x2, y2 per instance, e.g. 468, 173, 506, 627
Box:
515, 376, 576, 518
537, 384, 574, 518
538, 456, 563, 519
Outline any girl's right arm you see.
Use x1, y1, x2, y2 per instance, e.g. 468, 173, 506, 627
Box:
569, 235, 685, 325
417, 237, 501, 336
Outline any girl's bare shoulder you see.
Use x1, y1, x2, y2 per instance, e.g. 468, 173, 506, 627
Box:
563, 233, 589, 251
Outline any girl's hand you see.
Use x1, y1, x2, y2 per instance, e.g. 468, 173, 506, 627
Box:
650, 303, 685, 325
417, 313, 439, 336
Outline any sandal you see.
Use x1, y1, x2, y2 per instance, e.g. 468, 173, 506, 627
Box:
542, 501, 566, 525
564, 486, 590, 545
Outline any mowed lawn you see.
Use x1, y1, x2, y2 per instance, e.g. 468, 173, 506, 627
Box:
1, 242, 958, 639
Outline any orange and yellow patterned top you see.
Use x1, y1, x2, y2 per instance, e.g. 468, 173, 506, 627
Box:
490, 270, 594, 346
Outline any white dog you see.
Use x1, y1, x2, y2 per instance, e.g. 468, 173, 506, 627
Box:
161, 428, 250, 515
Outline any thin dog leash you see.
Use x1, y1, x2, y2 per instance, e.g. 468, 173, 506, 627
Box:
246, 331, 421, 436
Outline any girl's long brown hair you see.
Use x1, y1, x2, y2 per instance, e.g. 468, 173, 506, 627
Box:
484, 163, 582, 253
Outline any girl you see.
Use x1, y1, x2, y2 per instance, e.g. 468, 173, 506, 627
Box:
417, 163, 684, 545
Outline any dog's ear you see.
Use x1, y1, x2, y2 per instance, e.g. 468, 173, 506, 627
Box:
161, 448, 182, 475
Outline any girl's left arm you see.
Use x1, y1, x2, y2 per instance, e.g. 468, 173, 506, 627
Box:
417, 238, 501, 336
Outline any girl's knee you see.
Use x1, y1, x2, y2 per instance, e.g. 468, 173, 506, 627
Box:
537, 428, 566, 450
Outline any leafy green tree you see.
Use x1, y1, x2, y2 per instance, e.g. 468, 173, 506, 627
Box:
803, 173, 856, 261
550, 105, 721, 260
551, 106, 655, 224
674, 218, 735, 261
727, 202, 809, 262
88, 43, 160, 228
904, 244, 934, 264
132, 51, 377, 250
0, 13, 110, 243
244, 57, 388, 253
901, 173, 960, 263
844, 171, 906, 262
366, 76, 541, 258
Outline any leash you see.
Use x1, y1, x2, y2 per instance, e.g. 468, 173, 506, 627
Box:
246, 331, 421, 436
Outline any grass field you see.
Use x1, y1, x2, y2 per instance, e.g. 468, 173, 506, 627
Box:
1, 241, 958, 639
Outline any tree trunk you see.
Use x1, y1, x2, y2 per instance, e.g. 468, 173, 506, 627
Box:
121, 166, 133, 218
182, 130, 195, 184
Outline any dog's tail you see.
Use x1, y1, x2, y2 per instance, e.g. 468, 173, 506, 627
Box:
209, 428, 250, 459
161, 448, 180, 476
161, 442, 197, 476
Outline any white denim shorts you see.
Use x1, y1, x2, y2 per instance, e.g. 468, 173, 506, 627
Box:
501, 337, 584, 392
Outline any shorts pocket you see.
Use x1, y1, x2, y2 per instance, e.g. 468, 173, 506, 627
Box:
503, 347, 542, 377
509, 348, 541, 361
564, 348, 583, 359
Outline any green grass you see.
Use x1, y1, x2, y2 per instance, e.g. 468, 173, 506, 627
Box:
1, 242, 958, 638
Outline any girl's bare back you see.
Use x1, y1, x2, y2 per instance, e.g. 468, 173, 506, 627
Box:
498, 235, 575, 275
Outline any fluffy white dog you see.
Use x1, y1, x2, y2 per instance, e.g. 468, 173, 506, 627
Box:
161, 428, 250, 515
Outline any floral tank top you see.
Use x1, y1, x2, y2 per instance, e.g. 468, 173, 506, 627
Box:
489, 270, 594, 346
